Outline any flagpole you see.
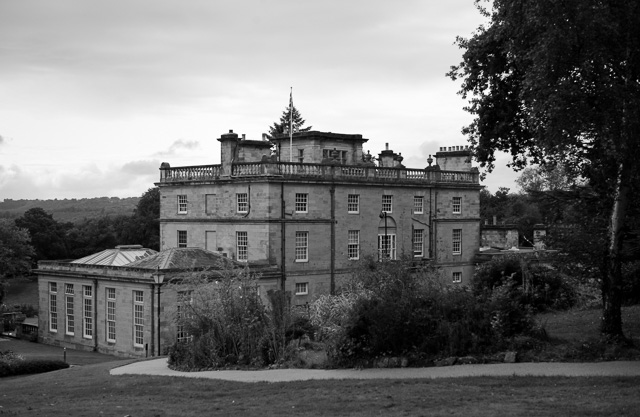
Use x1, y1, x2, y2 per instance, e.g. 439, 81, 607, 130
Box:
289, 87, 293, 163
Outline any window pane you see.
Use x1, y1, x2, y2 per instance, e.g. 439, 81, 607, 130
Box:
237, 193, 248, 213
452, 229, 462, 254
382, 195, 392, 213
295, 231, 308, 261
178, 230, 187, 248
453, 197, 461, 214
348, 230, 359, 260
413, 229, 424, 257
414, 196, 424, 214
178, 195, 188, 214
295, 193, 308, 213
347, 194, 359, 213
236, 231, 248, 261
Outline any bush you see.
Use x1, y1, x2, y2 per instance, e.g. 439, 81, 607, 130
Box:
167, 265, 267, 370
312, 256, 529, 367
473, 255, 576, 312
167, 264, 318, 371
0, 350, 69, 377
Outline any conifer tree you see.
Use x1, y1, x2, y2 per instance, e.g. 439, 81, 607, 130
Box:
268, 105, 312, 137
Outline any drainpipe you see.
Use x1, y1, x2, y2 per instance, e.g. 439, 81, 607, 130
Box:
150, 282, 155, 357
93, 278, 98, 352
330, 183, 336, 295
280, 182, 286, 291
429, 188, 433, 258
243, 183, 251, 218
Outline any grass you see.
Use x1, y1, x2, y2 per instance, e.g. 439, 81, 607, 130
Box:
2, 283, 640, 416
0, 362, 639, 416
539, 305, 640, 342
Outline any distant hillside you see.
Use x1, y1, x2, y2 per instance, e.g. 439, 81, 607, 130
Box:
0, 197, 140, 224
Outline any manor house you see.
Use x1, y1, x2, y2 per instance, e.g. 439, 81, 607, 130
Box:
157, 130, 481, 303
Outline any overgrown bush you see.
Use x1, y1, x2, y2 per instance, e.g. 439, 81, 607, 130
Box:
310, 256, 538, 367
473, 255, 576, 312
167, 264, 267, 370
0, 350, 68, 377
167, 263, 316, 371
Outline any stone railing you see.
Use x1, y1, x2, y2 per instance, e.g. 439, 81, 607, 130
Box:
159, 162, 479, 184
160, 164, 223, 182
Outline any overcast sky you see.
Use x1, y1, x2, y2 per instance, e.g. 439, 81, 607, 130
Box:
0, 0, 518, 200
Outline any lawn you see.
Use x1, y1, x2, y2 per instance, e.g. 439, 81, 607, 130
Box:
2, 280, 640, 416
0, 361, 639, 416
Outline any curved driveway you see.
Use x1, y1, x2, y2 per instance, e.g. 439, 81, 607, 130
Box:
110, 358, 640, 382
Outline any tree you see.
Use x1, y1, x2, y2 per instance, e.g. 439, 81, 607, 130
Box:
114, 188, 160, 251
449, 0, 640, 339
268, 104, 312, 137
515, 165, 574, 194
0, 219, 35, 304
14, 208, 70, 262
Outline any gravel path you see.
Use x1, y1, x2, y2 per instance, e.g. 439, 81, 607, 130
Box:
110, 358, 640, 382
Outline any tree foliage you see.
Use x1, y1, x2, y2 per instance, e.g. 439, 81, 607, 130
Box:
0, 220, 35, 304
449, 0, 640, 339
268, 104, 312, 137
14, 208, 70, 262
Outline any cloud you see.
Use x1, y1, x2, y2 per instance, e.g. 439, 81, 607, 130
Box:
0, 135, 4, 145
0, 160, 160, 200
153, 140, 201, 158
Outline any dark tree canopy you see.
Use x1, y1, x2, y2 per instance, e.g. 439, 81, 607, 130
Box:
15, 207, 70, 261
268, 104, 312, 137
449, 0, 640, 339
0, 219, 35, 278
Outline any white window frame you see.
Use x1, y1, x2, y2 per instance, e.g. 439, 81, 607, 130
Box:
414, 196, 424, 214
382, 195, 393, 214
83, 285, 93, 339
237, 193, 248, 213
177, 230, 187, 248
49, 282, 58, 333
413, 229, 424, 257
452, 229, 462, 255
65, 284, 74, 336
347, 194, 359, 214
106, 288, 116, 343
236, 231, 248, 262
452, 196, 462, 214
295, 282, 309, 295
295, 193, 308, 213
177, 195, 188, 214
348, 230, 360, 260
377, 234, 397, 260
133, 290, 144, 347
297, 149, 304, 163
295, 231, 309, 262
453, 272, 462, 283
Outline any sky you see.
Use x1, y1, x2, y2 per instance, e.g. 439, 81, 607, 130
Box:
0, 0, 519, 200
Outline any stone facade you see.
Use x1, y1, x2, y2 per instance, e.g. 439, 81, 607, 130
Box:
157, 130, 482, 302
481, 224, 519, 249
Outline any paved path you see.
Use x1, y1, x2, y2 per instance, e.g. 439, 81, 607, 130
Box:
110, 358, 640, 382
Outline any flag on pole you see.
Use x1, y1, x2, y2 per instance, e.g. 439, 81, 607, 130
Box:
289, 87, 293, 162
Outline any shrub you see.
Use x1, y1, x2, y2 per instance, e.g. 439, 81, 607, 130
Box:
313, 257, 515, 366
167, 264, 267, 370
0, 350, 68, 377
167, 264, 317, 370
473, 255, 576, 312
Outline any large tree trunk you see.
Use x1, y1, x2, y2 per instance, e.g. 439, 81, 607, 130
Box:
601, 161, 630, 340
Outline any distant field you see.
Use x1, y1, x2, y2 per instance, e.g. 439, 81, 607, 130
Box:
0, 196, 139, 223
